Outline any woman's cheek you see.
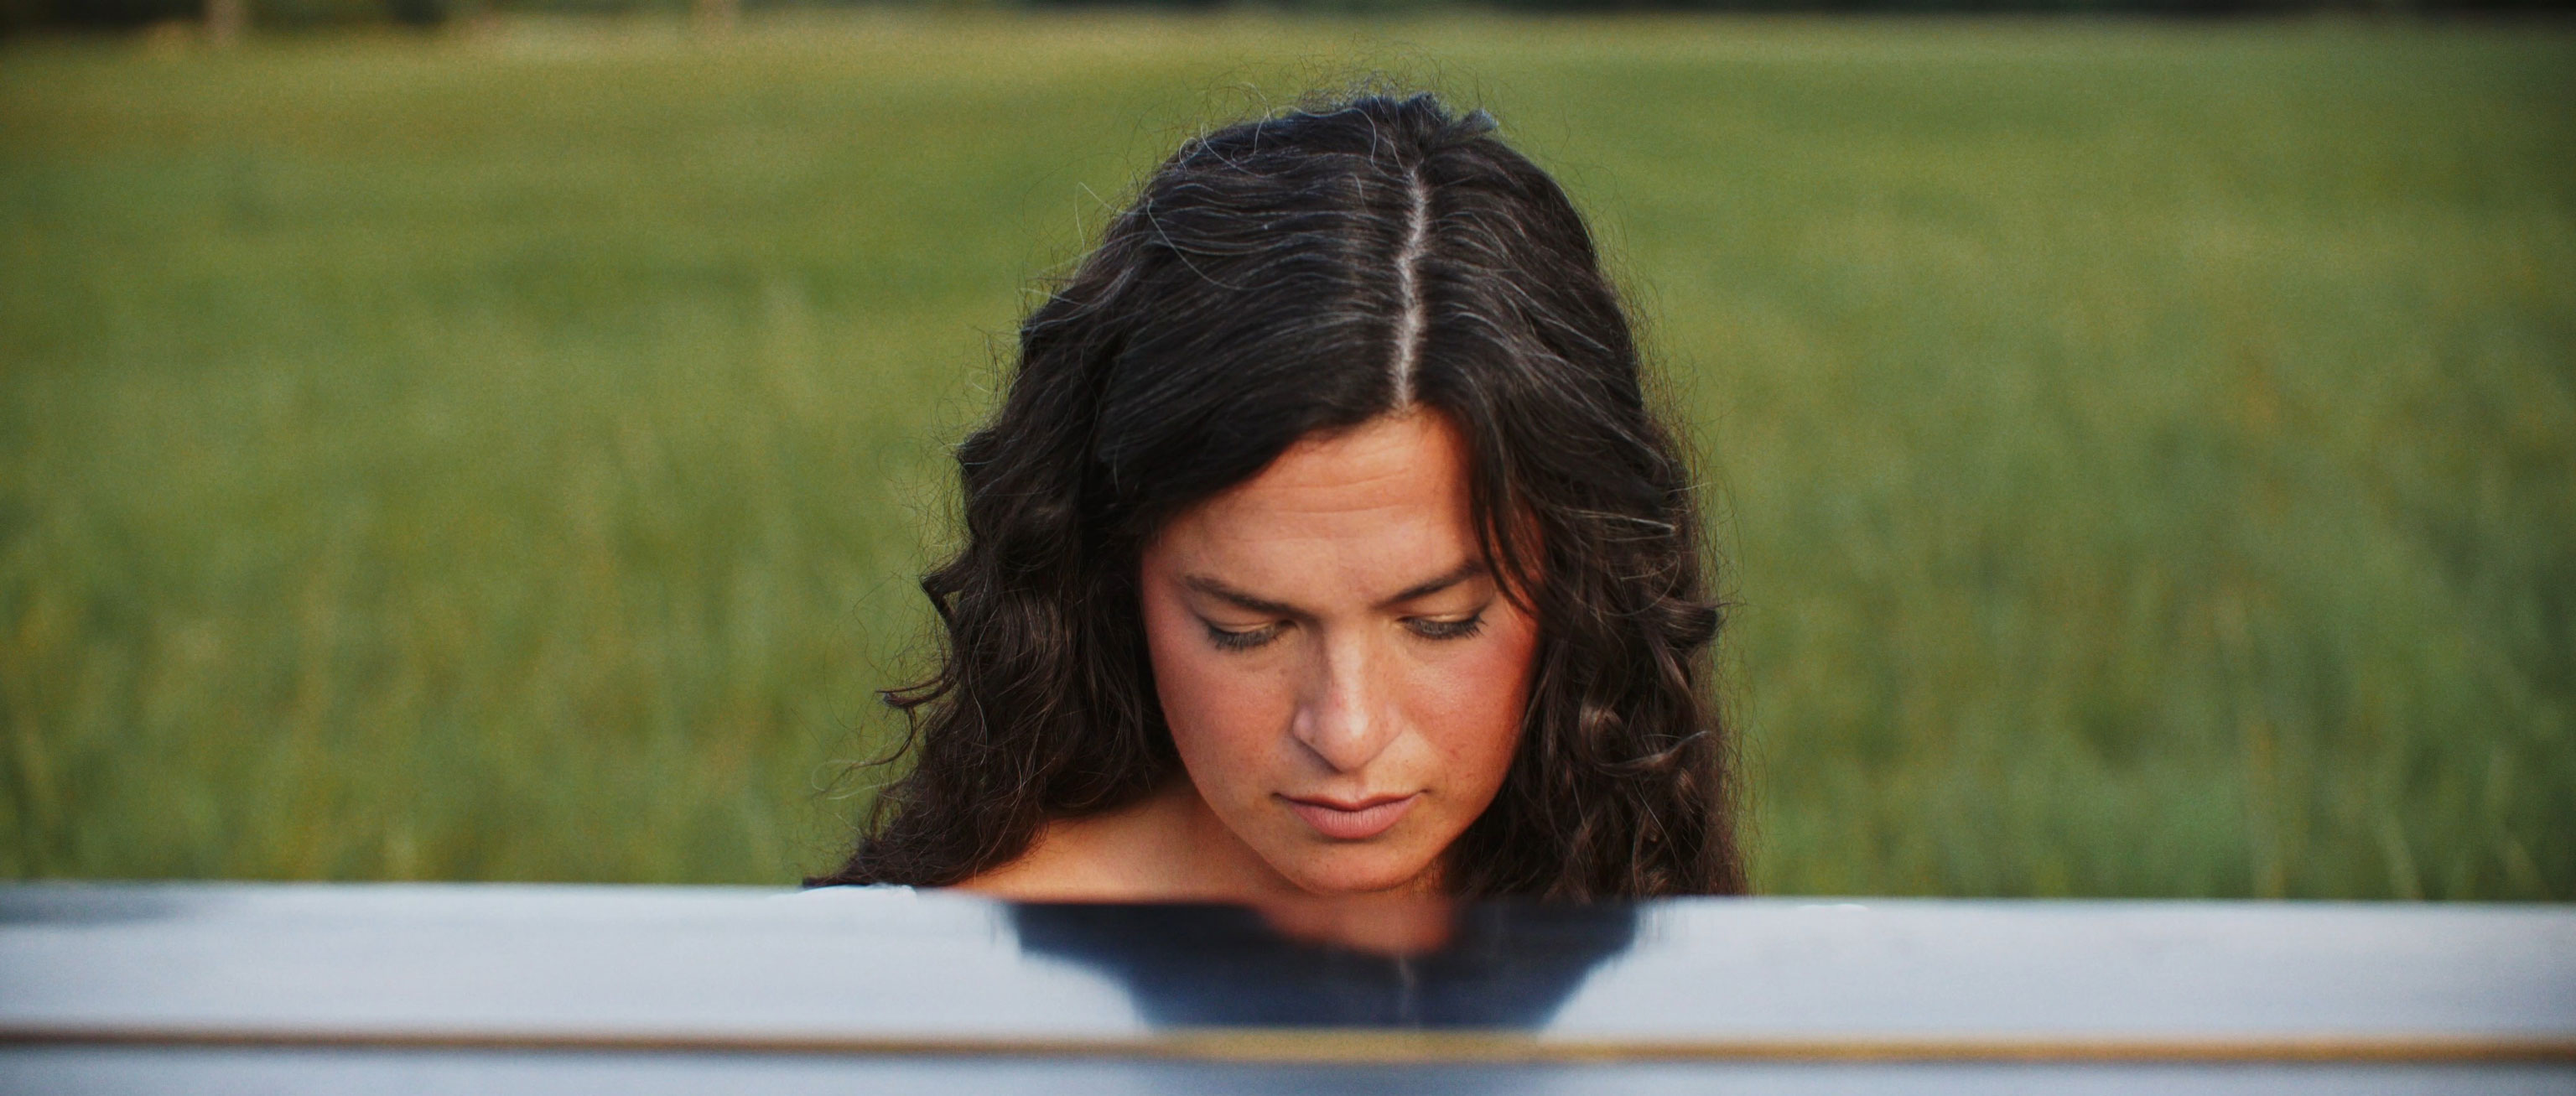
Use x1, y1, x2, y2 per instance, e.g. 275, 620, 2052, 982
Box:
1415, 613, 1538, 797
1150, 631, 1290, 804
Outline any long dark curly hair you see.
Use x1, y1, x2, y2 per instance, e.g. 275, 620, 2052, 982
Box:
812, 91, 1743, 898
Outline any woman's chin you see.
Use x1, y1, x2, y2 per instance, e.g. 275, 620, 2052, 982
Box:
1266, 844, 1438, 897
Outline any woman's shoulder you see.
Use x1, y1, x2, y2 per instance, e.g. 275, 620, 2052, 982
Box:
953, 802, 1166, 901
954, 782, 1253, 901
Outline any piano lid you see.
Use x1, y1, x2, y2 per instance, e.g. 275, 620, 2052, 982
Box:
2, 883, 2572, 1061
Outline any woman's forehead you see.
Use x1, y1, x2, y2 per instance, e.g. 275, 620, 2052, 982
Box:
1182, 411, 1469, 532
1145, 410, 1490, 604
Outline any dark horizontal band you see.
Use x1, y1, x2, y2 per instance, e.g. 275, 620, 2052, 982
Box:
6, 1026, 2573, 1064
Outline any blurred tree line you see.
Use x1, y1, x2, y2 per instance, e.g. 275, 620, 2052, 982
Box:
4, 0, 2567, 36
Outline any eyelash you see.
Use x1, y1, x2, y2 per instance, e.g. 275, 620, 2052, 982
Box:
1205, 623, 1281, 652
1409, 613, 1487, 641
1202, 613, 1487, 652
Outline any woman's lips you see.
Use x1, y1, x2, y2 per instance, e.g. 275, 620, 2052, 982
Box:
1282, 793, 1418, 841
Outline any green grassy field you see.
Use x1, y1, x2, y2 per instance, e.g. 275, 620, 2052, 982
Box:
3, 13, 2569, 897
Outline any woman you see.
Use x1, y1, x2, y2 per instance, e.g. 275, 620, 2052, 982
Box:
812, 91, 1742, 901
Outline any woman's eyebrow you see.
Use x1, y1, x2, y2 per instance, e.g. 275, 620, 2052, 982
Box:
1378, 559, 1488, 609
1178, 559, 1487, 618
1181, 575, 1302, 618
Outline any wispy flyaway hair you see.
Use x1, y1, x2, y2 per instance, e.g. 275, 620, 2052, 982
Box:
813, 91, 1743, 897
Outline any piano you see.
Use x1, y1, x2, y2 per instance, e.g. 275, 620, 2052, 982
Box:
3, 883, 2569, 1093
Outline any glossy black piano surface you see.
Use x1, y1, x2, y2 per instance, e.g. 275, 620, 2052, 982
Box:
3, 883, 2570, 1093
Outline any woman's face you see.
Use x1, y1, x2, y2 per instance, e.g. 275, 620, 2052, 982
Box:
1138, 408, 1540, 895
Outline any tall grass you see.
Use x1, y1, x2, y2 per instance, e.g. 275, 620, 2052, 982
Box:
3, 14, 2568, 896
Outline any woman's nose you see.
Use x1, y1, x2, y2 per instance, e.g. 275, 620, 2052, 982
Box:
1290, 632, 1398, 774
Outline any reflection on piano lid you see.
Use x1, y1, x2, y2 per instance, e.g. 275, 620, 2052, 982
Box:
1010, 899, 1636, 1029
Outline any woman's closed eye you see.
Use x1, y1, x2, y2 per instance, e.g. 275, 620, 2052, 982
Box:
1405, 610, 1487, 641
1204, 620, 1285, 652
1201, 610, 1487, 652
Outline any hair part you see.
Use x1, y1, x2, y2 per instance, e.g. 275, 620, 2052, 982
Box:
813, 91, 1744, 898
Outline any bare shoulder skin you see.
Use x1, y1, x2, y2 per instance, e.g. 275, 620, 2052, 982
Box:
953, 777, 1300, 903
959, 775, 1461, 957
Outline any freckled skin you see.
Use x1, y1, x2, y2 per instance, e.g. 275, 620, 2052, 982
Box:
960, 408, 1539, 901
